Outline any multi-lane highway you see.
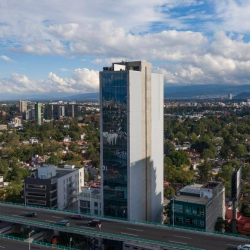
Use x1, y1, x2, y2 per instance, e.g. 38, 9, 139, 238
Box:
0, 203, 249, 250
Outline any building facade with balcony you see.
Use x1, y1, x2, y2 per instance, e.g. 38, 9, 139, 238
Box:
170, 181, 225, 230
24, 164, 84, 209
78, 187, 102, 217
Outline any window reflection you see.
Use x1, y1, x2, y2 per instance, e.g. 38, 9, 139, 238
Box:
101, 72, 128, 218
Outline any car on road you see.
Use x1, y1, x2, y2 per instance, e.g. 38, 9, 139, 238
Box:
57, 220, 70, 226
26, 212, 37, 217
87, 219, 101, 227
71, 214, 84, 220
238, 244, 250, 250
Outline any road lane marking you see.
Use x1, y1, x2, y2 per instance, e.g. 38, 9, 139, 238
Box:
45, 220, 56, 223
80, 226, 95, 230
127, 228, 143, 232
51, 216, 62, 218
169, 240, 187, 245
0, 246, 5, 248
12, 215, 23, 218
121, 232, 138, 237
173, 235, 192, 240
227, 244, 238, 247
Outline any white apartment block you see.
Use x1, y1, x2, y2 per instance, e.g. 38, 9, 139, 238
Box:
78, 187, 102, 217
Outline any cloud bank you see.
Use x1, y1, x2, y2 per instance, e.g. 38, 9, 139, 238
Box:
1, 0, 250, 94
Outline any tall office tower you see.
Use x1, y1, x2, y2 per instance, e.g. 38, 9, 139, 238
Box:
66, 103, 75, 118
18, 100, 27, 113
35, 102, 42, 125
44, 104, 54, 120
100, 61, 163, 223
228, 94, 233, 100
58, 105, 65, 118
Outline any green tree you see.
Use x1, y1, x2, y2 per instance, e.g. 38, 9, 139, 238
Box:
164, 156, 173, 166
172, 151, 189, 168
164, 186, 175, 199
189, 132, 197, 144
46, 154, 61, 165
5, 182, 23, 202
176, 131, 186, 144
220, 145, 231, 159
198, 161, 213, 183
164, 141, 175, 157
234, 144, 248, 158
214, 217, 231, 232
201, 149, 215, 160
69, 142, 80, 153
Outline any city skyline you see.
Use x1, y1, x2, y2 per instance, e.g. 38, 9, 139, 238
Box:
1, 1, 250, 99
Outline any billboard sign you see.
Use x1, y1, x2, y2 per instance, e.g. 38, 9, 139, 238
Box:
231, 167, 242, 200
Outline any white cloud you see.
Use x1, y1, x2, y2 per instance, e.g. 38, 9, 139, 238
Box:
212, 0, 250, 33
0, 55, 16, 63
1, 0, 250, 92
0, 68, 99, 95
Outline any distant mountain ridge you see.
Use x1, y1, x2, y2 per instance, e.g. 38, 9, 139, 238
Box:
63, 84, 250, 101
1, 84, 250, 101
233, 92, 250, 99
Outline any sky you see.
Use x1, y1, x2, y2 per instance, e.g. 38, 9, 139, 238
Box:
1, 0, 250, 98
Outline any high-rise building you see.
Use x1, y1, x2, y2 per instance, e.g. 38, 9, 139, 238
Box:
100, 61, 163, 222
18, 100, 27, 113
228, 94, 233, 100
58, 105, 65, 118
35, 102, 42, 125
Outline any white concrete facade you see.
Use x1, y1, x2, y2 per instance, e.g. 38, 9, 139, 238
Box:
78, 187, 102, 216
128, 65, 163, 223
57, 167, 85, 210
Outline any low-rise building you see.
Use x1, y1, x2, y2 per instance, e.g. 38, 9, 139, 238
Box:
29, 138, 39, 144
170, 181, 225, 230
78, 186, 102, 216
8, 117, 22, 128
24, 164, 84, 210
0, 124, 7, 131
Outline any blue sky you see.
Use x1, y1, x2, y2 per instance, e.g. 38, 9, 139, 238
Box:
1, 0, 250, 98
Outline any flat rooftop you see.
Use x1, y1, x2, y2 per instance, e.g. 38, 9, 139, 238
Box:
52, 167, 80, 179
180, 184, 203, 196
174, 194, 209, 205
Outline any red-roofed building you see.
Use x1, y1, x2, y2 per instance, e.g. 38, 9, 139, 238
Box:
226, 206, 250, 235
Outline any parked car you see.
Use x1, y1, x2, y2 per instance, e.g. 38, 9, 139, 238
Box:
71, 214, 84, 220
26, 212, 37, 217
57, 220, 70, 226
87, 219, 101, 227
238, 245, 250, 250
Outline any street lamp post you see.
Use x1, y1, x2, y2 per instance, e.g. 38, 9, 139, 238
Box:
69, 237, 72, 249
29, 230, 34, 250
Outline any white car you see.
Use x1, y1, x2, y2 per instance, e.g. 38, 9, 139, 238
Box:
238, 245, 250, 250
